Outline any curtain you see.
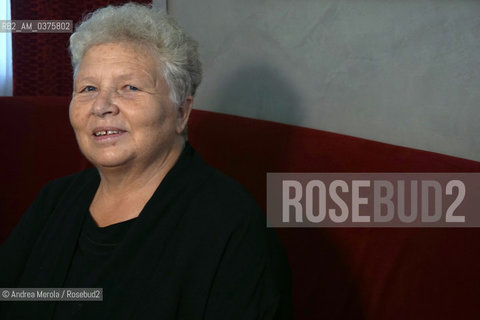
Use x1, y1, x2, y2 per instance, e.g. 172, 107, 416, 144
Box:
11, 0, 151, 96
0, 0, 13, 96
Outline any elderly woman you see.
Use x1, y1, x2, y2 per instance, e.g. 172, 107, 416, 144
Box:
0, 3, 292, 320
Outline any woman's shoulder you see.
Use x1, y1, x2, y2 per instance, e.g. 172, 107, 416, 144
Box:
34, 168, 99, 210
45, 167, 98, 190
189, 155, 259, 206
184, 158, 267, 238
181, 145, 261, 216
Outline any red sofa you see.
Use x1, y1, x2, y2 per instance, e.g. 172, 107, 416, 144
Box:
1, 96, 480, 319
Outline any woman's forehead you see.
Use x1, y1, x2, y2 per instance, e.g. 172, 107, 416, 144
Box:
76, 42, 162, 80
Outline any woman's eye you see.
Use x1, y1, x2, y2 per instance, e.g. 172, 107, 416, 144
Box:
127, 85, 139, 91
81, 86, 96, 93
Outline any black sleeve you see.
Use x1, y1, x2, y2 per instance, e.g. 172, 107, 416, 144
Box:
203, 198, 293, 320
0, 179, 68, 287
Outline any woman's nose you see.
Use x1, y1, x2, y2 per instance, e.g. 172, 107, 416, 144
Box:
90, 89, 120, 117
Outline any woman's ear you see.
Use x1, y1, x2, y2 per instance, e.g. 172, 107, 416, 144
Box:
176, 96, 193, 135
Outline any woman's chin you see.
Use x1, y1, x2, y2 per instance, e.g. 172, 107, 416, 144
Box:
88, 155, 134, 170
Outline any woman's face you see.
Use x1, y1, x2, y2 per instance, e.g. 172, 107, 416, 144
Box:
70, 42, 189, 172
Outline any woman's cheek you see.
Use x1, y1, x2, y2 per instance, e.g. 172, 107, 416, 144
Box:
69, 103, 86, 132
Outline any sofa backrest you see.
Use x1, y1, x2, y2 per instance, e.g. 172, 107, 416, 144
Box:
1, 96, 479, 319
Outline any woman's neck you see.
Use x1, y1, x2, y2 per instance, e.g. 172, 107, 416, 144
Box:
89, 140, 185, 227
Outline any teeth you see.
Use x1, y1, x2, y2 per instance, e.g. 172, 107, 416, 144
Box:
94, 130, 121, 136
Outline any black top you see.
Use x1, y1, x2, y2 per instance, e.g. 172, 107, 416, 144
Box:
53, 213, 137, 319
0, 143, 293, 319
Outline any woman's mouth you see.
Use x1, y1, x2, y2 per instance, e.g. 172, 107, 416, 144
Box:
92, 128, 127, 142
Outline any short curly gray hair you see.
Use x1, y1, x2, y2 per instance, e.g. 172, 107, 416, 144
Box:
69, 2, 202, 107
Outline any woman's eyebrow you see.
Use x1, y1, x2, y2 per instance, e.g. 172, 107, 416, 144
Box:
74, 76, 97, 83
